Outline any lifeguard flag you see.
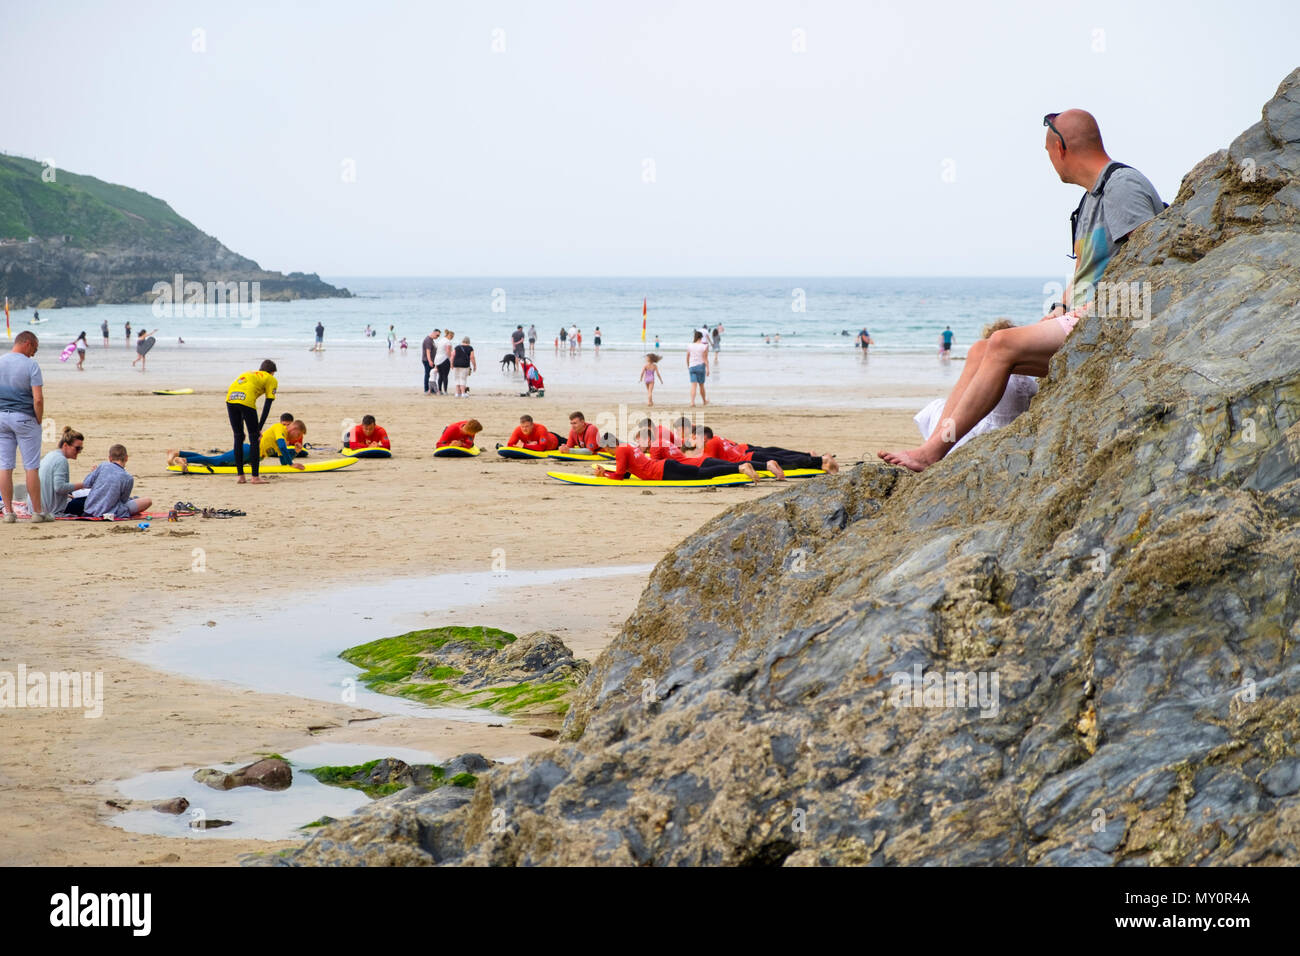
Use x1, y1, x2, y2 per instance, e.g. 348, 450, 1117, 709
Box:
4, 297, 9, 339
641, 297, 647, 341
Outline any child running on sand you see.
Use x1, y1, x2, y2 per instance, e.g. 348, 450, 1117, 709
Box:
640, 354, 664, 406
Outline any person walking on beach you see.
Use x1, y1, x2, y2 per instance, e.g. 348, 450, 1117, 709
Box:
511, 325, 526, 360
436, 329, 454, 394
857, 327, 874, 350
686, 331, 710, 406
939, 326, 954, 358
422, 329, 438, 394
387, 325, 396, 352
0, 332, 52, 523
224, 359, 279, 484
711, 323, 723, 362
452, 336, 476, 397
640, 353, 664, 406
593, 326, 602, 354
132, 328, 158, 370
528, 324, 537, 357
880, 109, 1163, 473
75, 331, 88, 370
568, 323, 578, 354
100, 319, 109, 348
124, 321, 131, 346
314, 322, 325, 351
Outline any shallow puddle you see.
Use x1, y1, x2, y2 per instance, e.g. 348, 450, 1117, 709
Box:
129, 565, 653, 721
109, 743, 443, 841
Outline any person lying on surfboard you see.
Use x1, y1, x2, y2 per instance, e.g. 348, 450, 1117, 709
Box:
559, 411, 601, 454
506, 415, 559, 452
346, 415, 391, 449
689, 425, 839, 475
438, 419, 482, 449
168, 420, 307, 473
592, 427, 763, 483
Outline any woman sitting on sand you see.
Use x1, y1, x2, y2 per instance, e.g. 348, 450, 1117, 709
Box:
912, 319, 1038, 452
593, 427, 770, 483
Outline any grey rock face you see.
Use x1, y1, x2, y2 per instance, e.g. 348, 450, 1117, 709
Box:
280, 69, 1300, 867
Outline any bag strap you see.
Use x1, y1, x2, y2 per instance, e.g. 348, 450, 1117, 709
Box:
1069, 162, 1130, 258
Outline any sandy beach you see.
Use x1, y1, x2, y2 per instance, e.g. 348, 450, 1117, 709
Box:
0, 360, 920, 865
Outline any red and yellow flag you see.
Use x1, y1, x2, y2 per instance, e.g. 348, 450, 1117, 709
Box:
4, 297, 9, 339
641, 297, 647, 342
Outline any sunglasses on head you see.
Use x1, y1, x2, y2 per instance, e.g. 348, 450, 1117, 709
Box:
1043, 113, 1065, 150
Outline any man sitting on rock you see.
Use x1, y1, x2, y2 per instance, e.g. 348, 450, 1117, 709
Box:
879, 109, 1165, 472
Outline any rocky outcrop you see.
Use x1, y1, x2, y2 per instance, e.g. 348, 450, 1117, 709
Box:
0, 240, 347, 308
276, 69, 1300, 867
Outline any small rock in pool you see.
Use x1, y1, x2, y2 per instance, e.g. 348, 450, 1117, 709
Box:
153, 797, 190, 814
189, 818, 233, 829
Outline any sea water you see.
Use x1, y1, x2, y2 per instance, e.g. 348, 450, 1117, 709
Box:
28, 276, 1055, 407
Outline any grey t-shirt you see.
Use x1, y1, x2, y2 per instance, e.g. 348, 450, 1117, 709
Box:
0, 352, 43, 416
1071, 163, 1164, 305
38, 449, 74, 515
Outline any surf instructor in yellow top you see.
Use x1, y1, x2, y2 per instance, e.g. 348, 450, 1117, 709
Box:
224, 359, 279, 483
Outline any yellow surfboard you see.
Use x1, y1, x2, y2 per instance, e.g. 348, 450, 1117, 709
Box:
152, 388, 194, 396
497, 446, 614, 462
434, 445, 481, 457
341, 446, 393, 459
546, 470, 753, 488
168, 457, 358, 475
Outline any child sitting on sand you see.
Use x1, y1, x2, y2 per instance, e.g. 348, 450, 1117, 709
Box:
82, 444, 152, 520
639, 354, 664, 406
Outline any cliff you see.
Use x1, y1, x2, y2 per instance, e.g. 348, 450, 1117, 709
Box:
275, 68, 1300, 866
0, 154, 348, 307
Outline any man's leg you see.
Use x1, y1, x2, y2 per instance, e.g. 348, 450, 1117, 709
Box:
879, 319, 1066, 472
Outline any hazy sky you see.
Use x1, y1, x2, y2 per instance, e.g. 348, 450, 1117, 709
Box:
3, 1, 1296, 277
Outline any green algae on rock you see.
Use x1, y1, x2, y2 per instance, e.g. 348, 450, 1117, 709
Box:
340, 627, 590, 716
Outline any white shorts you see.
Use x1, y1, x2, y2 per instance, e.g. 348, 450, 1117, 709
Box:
0, 411, 42, 470
453, 367, 470, 386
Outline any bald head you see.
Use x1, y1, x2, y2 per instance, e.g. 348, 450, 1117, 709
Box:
1051, 109, 1105, 153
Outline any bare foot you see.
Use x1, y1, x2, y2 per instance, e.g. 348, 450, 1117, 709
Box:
765, 459, 785, 480
249, 477, 269, 484
738, 463, 758, 481
237, 476, 247, 484
823, 455, 839, 474
877, 447, 938, 473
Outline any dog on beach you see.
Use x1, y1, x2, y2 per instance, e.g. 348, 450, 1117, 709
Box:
500, 353, 518, 371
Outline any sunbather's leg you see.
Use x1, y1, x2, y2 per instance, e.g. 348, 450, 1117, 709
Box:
879, 318, 1066, 472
